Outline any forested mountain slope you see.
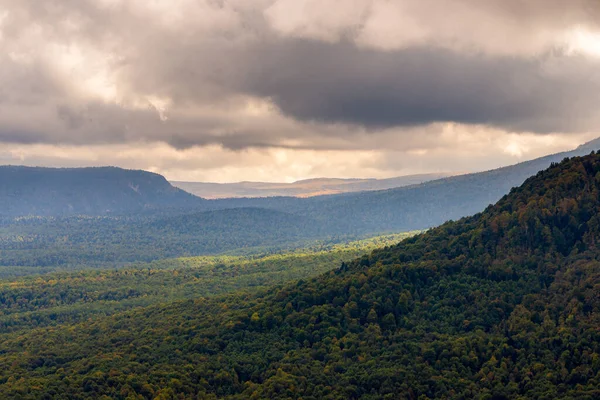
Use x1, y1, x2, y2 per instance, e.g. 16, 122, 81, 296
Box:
2, 153, 600, 398
216, 137, 600, 234
193, 138, 600, 236
0, 166, 203, 216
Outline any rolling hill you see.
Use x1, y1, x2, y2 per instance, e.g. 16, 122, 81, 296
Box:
1, 148, 600, 398
2, 140, 600, 230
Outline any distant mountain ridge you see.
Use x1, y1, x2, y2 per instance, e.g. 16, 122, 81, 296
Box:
197, 137, 600, 235
576, 136, 600, 151
0, 166, 203, 217
2, 138, 600, 230
172, 173, 451, 199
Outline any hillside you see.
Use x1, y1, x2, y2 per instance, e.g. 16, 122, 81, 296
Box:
206, 137, 600, 235
0, 166, 203, 217
1, 153, 600, 398
172, 173, 451, 199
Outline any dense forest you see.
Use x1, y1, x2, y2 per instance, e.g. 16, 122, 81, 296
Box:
0, 233, 414, 333
0, 208, 342, 267
1, 153, 600, 399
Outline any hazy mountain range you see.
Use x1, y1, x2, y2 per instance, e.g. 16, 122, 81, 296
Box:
2, 139, 599, 224
171, 173, 452, 199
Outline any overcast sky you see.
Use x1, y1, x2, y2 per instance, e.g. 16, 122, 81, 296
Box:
1, 0, 599, 182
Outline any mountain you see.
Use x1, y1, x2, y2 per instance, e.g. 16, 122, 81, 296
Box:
2, 140, 600, 228
204, 138, 600, 235
0, 166, 203, 216
575, 136, 600, 152
172, 173, 451, 199
1, 152, 600, 399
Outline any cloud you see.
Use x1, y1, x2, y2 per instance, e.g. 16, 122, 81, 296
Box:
0, 0, 599, 180
238, 41, 600, 133
265, 0, 600, 54
1, 129, 596, 182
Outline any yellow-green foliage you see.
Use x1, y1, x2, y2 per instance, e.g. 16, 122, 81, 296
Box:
0, 232, 417, 333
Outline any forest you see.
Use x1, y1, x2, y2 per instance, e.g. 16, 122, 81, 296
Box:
0, 208, 343, 268
0, 232, 414, 333
0, 153, 599, 399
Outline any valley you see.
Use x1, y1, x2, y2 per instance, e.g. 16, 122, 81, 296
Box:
0, 152, 599, 398
0, 232, 416, 333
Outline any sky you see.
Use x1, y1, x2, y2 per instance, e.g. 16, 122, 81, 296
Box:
1, 0, 600, 182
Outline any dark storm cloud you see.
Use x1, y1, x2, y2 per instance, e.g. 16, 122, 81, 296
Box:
238, 40, 600, 133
